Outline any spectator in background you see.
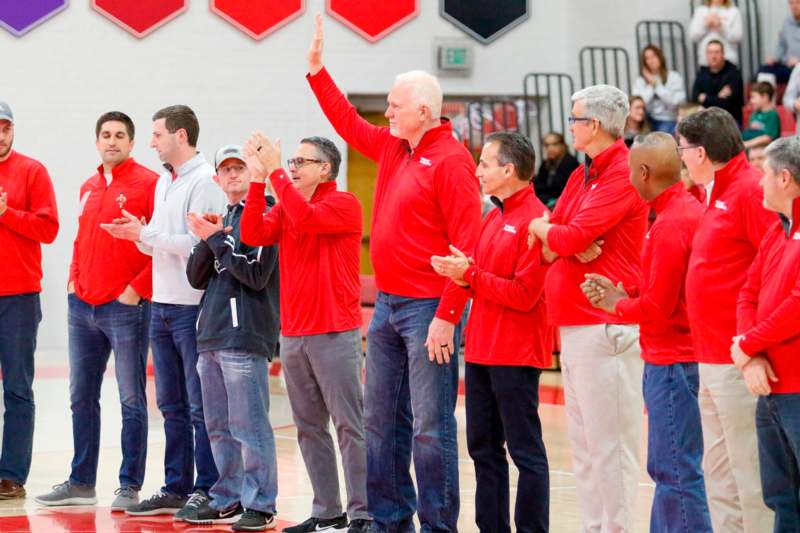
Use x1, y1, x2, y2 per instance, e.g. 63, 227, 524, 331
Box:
533, 132, 579, 208
781, 55, 800, 134
689, 0, 743, 67
748, 146, 767, 172
692, 40, 744, 125
743, 82, 780, 150
624, 96, 651, 146
758, 0, 800, 84
633, 45, 687, 133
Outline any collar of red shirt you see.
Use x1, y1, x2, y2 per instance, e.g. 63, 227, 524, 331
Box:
709, 151, 749, 204
490, 184, 534, 213
586, 138, 628, 183
95, 157, 137, 181
311, 180, 337, 202
779, 195, 800, 237
649, 181, 684, 214
404, 118, 454, 155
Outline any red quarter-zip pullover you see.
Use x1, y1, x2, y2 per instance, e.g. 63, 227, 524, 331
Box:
737, 196, 800, 393
307, 68, 482, 323
462, 186, 552, 368
615, 182, 703, 364
241, 170, 362, 336
544, 139, 649, 326
686, 152, 774, 364
0, 150, 59, 296
69, 158, 158, 304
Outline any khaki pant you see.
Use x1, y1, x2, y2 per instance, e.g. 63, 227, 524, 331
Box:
560, 324, 644, 533
698, 363, 774, 533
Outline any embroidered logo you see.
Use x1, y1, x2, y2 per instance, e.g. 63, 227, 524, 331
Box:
116, 193, 127, 209
503, 224, 517, 234
419, 157, 432, 167
78, 191, 92, 217
590, 183, 598, 190
793, 232, 800, 241
714, 200, 727, 211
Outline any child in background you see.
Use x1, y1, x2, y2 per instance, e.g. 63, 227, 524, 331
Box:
743, 82, 780, 149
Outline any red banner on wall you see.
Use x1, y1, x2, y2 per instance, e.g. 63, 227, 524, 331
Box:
211, 0, 304, 40
327, 0, 417, 43
92, 0, 187, 38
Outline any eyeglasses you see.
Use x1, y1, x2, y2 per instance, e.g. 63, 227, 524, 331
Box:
568, 115, 595, 125
287, 157, 324, 170
677, 144, 700, 153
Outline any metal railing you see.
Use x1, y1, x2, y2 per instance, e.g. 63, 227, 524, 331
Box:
579, 46, 632, 94
689, 0, 762, 81
522, 72, 576, 155
635, 20, 691, 96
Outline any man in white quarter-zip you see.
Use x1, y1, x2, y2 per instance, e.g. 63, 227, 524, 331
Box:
102, 105, 226, 518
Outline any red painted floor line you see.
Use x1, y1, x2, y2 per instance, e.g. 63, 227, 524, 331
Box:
0, 507, 295, 532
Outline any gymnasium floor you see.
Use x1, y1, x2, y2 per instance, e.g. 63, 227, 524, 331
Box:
0, 349, 655, 532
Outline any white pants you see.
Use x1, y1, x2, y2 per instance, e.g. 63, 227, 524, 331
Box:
560, 324, 644, 533
698, 363, 774, 533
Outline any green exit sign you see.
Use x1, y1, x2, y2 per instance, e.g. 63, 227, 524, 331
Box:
437, 41, 473, 74
445, 48, 468, 66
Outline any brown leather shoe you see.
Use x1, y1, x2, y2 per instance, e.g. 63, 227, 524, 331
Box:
0, 479, 25, 499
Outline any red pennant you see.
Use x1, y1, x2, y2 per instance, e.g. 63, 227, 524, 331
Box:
92, 0, 187, 38
211, 0, 304, 40
327, 0, 417, 42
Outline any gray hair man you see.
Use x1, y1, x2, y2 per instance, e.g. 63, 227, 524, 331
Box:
527, 84, 650, 532
735, 135, 800, 532
304, 14, 481, 533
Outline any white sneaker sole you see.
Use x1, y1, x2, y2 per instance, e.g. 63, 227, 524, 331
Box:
34, 496, 97, 507
126, 507, 180, 516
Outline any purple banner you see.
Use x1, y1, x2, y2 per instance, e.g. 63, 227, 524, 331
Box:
0, 0, 68, 36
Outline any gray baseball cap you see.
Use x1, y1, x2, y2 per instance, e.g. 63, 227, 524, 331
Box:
214, 144, 246, 170
0, 101, 13, 123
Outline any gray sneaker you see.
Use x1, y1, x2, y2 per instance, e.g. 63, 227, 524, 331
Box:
34, 481, 97, 507
173, 490, 209, 522
110, 486, 139, 512
125, 490, 187, 516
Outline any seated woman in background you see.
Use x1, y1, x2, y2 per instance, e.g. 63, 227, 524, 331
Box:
633, 45, 686, 133
624, 96, 652, 146
533, 132, 579, 208
689, 0, 742, 67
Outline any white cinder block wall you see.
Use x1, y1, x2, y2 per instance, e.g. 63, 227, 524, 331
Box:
0, 0, 786, 349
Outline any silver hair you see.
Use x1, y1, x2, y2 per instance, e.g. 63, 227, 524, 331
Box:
394, 70, 443, 120
765, 136, 800, 184
571, 84, 630, 139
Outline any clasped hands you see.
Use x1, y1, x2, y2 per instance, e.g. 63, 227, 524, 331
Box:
430, 245, 472, 287
730, 335, 778, 396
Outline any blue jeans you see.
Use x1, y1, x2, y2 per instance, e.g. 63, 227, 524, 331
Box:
149, 302, 218, 496
465, 363, 548, 533
756, 393, 800, 533
0, 293, 41, 484
643, 362, 712, 533
197, 350, 277, 514
68, 294, 149, 488
365, 292, 464, 533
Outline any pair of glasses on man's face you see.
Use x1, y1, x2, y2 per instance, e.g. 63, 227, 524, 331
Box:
567, 115, 597, 126
287, 157, 324, 170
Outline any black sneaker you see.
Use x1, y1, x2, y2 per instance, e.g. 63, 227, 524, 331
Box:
282, 514, 348, 533
347, 519, 371, 533
184, 500, 243, 525
173, 490, 209, 522
125, 490, 187, 516
234, 508, 276, 531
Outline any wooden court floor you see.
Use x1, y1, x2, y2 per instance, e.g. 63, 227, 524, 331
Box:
0, 350, 655, 532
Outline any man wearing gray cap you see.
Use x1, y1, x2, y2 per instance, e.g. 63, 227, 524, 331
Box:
0, 100, 59, 499
182, 145, 280, 531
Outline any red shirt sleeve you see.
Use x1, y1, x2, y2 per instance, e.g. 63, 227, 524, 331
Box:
740, 275, 800, 355
736, 236, 767, 336
433, 155, 482, 323
269, 169, 362, 234
548, 171, 638, 257
0, 163, 59, 244
241, 182, 282, 246
307, 68, 391, 162
464, 236, 547, 312
615, 223, 686, 323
